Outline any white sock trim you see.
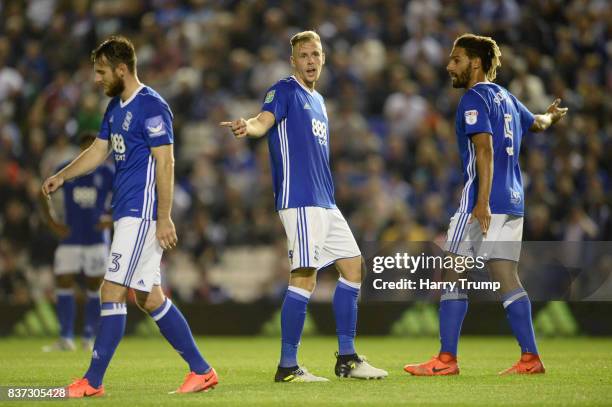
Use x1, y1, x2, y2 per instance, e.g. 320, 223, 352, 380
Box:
503, 291, 528, 308
55, 288, 74, 296
287, 286, 312, 299
151, 298, 173, 321
338, 277, 361, 290
100, 303, 127, 316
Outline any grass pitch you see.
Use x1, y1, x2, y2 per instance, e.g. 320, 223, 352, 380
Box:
0, 336, 610, 406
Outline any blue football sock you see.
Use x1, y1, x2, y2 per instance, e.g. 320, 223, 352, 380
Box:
151, 298, 210, 374
84, 303, 126, 388
56, 289, 75, 339
503, 288, 538, 354
83, 290, 101, 340
438, 289, 468, 356
279, 286, 311, 368
333, 277, 360, 356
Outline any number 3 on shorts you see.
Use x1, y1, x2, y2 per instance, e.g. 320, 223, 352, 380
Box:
108, 252, 122, 272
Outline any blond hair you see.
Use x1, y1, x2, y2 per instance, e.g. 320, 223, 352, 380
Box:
454, 33, 501, 81
290, 31, 322, 54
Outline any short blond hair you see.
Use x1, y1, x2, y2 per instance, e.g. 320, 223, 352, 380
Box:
454, 33, 502, 81
290, 31, 321, 54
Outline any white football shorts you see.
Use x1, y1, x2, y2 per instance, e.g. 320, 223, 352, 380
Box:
444, 213, 523, 262
278, 206, 361, 271
104, 217, 162, 292
54, 244, 109, 277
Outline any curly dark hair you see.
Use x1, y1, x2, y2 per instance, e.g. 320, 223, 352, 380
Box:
454, 33, 502, 81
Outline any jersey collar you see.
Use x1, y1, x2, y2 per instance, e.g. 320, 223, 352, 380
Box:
290, 75, 314, 94
120, 84, 145, 108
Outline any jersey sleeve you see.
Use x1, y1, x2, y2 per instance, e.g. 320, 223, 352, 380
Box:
460, 90, 492, 137
142, 98, 174, 147
98, 100, 116, 141
261, 82, 288, 122
511, 95, 535, 135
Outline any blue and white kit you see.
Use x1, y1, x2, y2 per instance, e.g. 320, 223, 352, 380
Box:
445, 82, 535, 261
263, 76, 360, 270
97, 84, 173, 290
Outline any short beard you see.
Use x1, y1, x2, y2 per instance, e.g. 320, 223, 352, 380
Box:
105, 74, 125, 97
452, 62, 472, 88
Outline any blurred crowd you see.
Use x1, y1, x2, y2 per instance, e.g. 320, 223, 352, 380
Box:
0, 0, 610, 304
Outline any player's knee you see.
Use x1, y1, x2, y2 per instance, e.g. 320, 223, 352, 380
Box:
290, 279, 316, 292
100, 280, 128, 303
290, 268, 317, 292
336, 256, 363, 283
134, 289, 165, 313
134, 295, 149, 312
497, 281, 523, 296
487, 260, 521, 294
133, 300, 147, 313
141, 298, 165, 313
303, 280, 316, 292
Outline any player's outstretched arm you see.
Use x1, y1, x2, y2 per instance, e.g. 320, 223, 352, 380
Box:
220, 111, 275, 139
529, 98, 568, 132
469, 133, 493, 236
151, 144, 178, 251
41, 138, 110, 196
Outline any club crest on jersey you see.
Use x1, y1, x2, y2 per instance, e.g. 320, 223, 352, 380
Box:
264, 89, 275, 103
510, 189, 522, 205
465, 109, 478, 125
122, 111, 132, 131
145, 115, 167, 137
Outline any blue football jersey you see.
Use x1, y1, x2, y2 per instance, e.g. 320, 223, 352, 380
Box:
455, 82, 535, 216
58, 161, 114, 245
98, 85, 174, 220
262, 76, 336, 210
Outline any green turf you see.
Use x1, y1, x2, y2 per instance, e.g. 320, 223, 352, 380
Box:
0, 336, 611, 406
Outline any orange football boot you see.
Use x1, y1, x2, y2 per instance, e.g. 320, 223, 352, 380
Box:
174, 368, 219, 393
499, 353, 545, 375
404, 353, 459, 376
66, 378, 105, 398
